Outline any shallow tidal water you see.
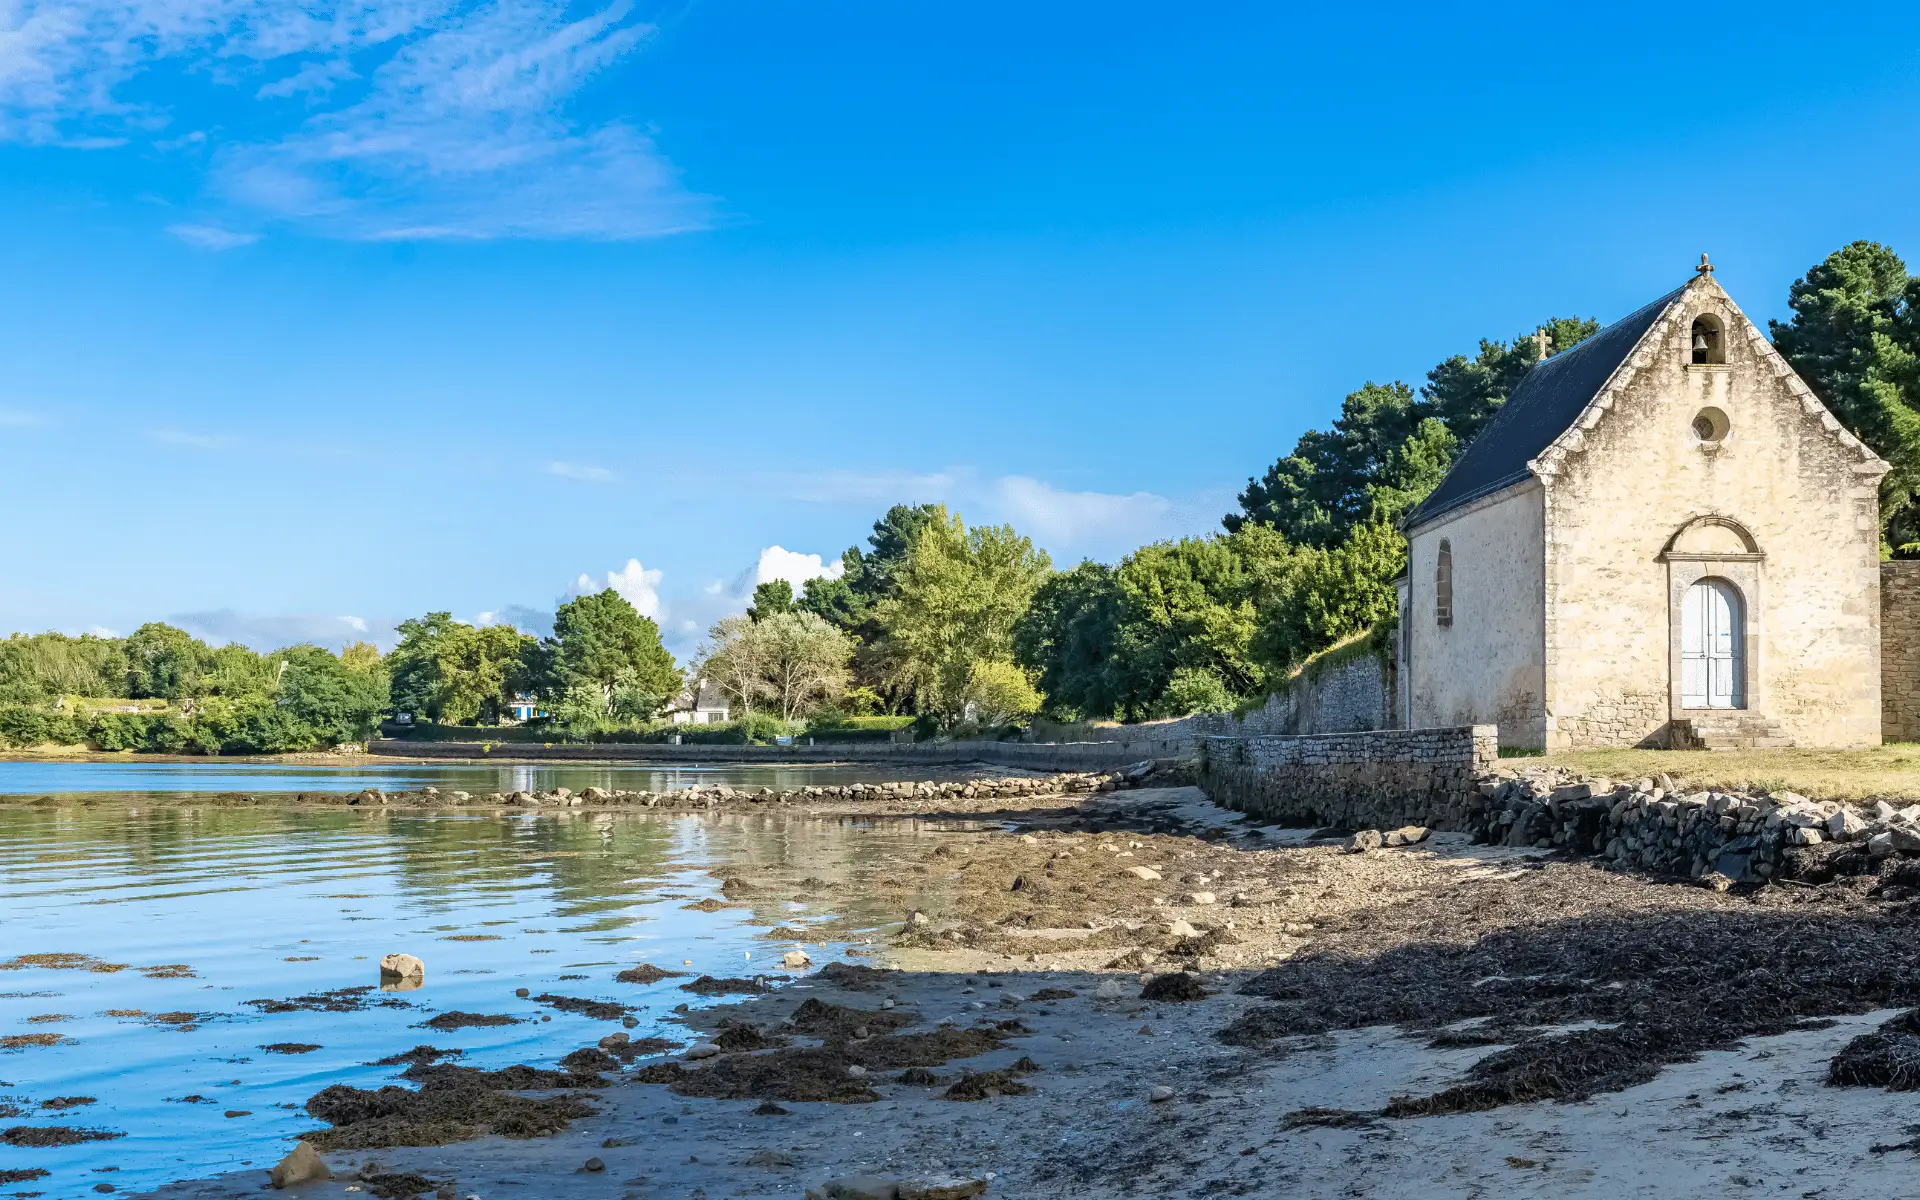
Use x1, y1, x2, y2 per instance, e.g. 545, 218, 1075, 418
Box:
0, 758, 965, 803
0, 802, 943, 1195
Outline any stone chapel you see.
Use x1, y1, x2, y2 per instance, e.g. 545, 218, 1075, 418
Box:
1396, 258, 1896, 751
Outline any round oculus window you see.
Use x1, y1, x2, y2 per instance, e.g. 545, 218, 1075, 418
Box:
1692, 407, 1729, 443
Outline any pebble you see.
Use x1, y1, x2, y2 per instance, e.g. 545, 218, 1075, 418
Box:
1149, 1085, 1175, 1103
1188, 891, 1216, 905
581, 1158, 605, 1173
686, 1043, 720, 1059
1126, 866, 1162, 881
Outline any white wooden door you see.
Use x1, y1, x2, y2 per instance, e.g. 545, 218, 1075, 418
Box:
1681, 579, 1742, 709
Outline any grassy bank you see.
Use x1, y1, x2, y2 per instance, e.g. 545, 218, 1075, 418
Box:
1544, 744, 1920, 803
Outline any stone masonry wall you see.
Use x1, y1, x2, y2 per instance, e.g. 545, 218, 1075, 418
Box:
1884, 562, 1920, 743
1197, 725, 1498, 831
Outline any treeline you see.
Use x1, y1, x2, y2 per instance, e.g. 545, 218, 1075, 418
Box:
0, 625, 387, 753
6, 241, 1912, 752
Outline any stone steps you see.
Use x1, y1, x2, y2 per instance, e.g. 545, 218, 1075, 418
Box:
1674, 712, 1793, 750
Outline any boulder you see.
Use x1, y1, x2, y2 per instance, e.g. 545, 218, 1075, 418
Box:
1126, 867, 1162, 881
783, 950, 813, 969
1187, 892, 1216, 906
1829, 808, 1869, 841
806, 1177, 901, 1200
900, 1175, 989, 1200
1381, 826, 1430, 847
1345, 830, 1383, 854
379, 953, 425, 981
268, 1142, 331, 1188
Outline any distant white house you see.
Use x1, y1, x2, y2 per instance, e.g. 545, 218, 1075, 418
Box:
505, 692, 546, 722
671, 681, 731, 725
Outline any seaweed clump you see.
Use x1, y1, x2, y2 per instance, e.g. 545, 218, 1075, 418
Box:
302, 1061, 599, 1150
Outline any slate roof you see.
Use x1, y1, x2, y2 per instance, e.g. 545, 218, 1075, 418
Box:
1405, 285, 1688, 530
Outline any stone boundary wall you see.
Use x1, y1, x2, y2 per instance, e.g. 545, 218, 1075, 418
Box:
1195, 725, 1498, 831
1885, 562, 1920, 743
1028, 640, 1399, 756
368, 738, 1165, 773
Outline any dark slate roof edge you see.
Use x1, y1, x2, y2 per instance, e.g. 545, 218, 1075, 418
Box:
1403, 284, 1689, 530
1400, 470, 1535, 534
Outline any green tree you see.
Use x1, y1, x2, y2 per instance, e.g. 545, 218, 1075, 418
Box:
798, 503, 950, 707
1254, 517, 1406, 673
747, 579, 795, 621
1770, 241, 1920, 555
385, 615, 537, 724
697, 611, 853, 720
276, 644, 391, 745
1421, 317, 1599, 445
124, 623, 213, 700
543, 589, 682, 719
875, 513, 1052, 729
1013, 561, 1126, 721
0, 633, 128, 703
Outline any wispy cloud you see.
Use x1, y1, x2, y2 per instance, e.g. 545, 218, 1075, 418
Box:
0, 0, 710, 241
548, 460, 615, 483
167, 223, 261, 250
171, 609, 386, 651
0, 408, 48, 427
150, 428, 234, 449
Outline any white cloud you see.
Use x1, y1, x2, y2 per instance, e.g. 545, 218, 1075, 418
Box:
753, 545, 844, 588
167, 222, 261, 250
150, 428, 233, 449
990, 476, 1174, 546
571, 557, 661, 618
1, 0, 710, 241
547, 460, 614, 483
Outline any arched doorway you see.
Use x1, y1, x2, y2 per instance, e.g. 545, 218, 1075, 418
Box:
1681, 578, 1745, 709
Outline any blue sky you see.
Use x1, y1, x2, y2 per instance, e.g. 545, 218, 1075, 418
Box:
2, 1, 1918, 658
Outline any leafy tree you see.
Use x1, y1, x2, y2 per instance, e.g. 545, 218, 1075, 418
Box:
798, 504, 949, 706
1254, 517, 1406, 673
1013, 561, 1126, 721
875, 513, 1052, 729
0, 633, 128, 703
544, 589, 682, 719
966, 659, 1043, 726
124, 623, 213, 700
386, 614, 538, 724
276, 644, 390, 745
697, 611, 853, 720
1148, 666, 1236, 719
747, 580, 794, 621
1770, 241, 1920, 556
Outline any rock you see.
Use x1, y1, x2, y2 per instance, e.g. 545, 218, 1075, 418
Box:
686, 1043, 720, 1059
1381, 825, 1431, 847
1093, 980, 1128, 1001
899, 1175, 990, 1200
1698, 872, 1734, 893
1166, 919, 1200, 938
1345, 830, 1383, 854
1830, 808, 1869, 840
348, 788, 384, 806
806, 1177, 901, 1200
1551, 783, 1592, 802
1126, 866, 1162, 881
847, 1064, 868, 1077
268, 1142, 331, 1188
1187, 891, 1216, 906
908, 911, 931, 927
1149, 1085, 1174, 1103
1788, 826, 1824, 846
379, 953, 425, 981
515, 987, 530, 998
783, 950, 813, 969
582, 1157, 605, 1172
1871, 831, 1898, 858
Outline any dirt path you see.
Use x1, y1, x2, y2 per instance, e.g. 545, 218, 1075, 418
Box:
138, 787, 1920, 1200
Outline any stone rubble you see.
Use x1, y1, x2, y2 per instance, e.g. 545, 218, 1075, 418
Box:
323, 764, 1163, 811
1470, 771, 1920, 883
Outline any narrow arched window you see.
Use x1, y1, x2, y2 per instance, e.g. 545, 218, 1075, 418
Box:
1689, 315, 1726, 365
1435, 540, 1453, 627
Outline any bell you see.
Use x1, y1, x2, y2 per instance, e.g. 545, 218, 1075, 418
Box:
1693, 332, 1710, 353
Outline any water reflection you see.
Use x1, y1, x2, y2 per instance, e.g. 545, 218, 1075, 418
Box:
0, 805, 944, 1194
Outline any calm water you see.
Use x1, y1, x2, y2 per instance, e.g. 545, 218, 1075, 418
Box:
0, 758, 980, 801
0, 803, 947, 1195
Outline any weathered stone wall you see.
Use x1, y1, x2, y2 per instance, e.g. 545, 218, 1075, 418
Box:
1532, 277, 1885, 749
1405, 481, 1548, 749
1885, 562, 1920, 743
1197, 725, 1498, 830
